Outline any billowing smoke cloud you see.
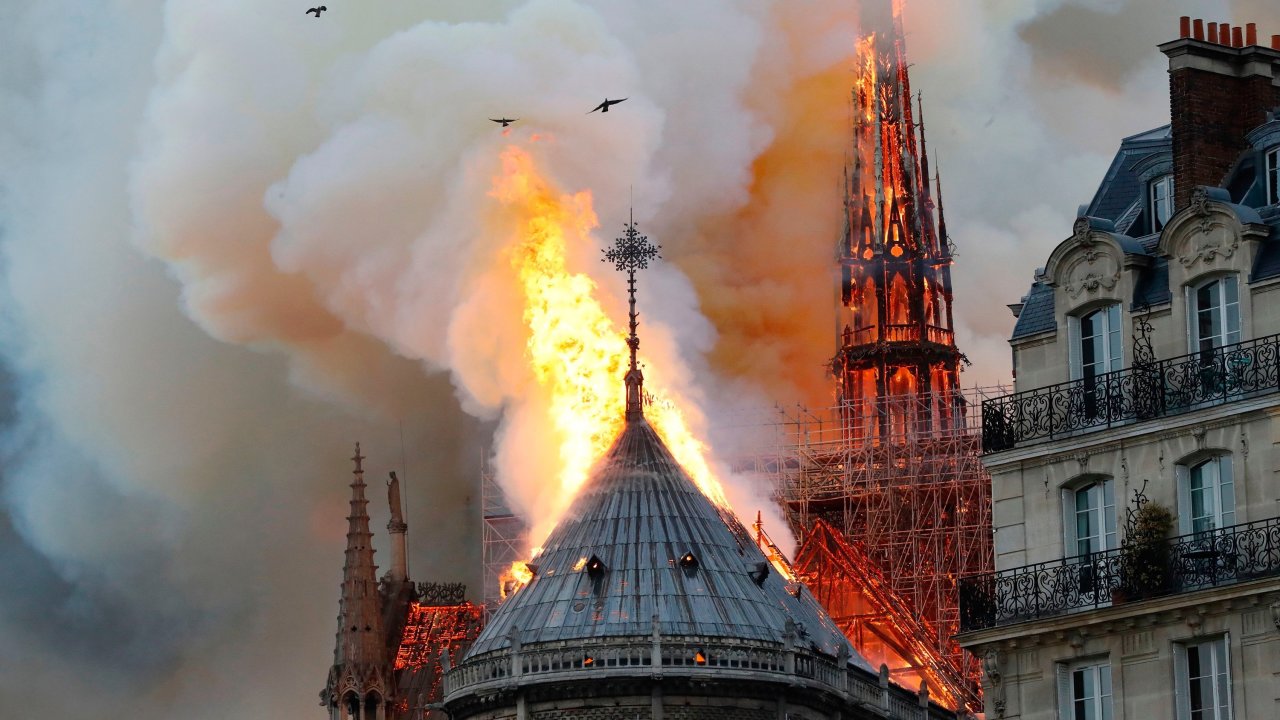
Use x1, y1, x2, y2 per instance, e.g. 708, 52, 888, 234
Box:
4, 0, 1280, 717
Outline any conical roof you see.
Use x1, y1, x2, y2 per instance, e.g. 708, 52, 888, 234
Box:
465, 419, 869, 670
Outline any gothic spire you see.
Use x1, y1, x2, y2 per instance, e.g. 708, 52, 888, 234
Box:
323, 442, 390, 712
603, 211, 661, 423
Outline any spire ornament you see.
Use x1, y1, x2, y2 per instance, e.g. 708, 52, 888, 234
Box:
603, 212, 661, 422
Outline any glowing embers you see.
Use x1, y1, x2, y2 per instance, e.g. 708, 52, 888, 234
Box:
694, 649, 708, 665
678, 552, 699, 571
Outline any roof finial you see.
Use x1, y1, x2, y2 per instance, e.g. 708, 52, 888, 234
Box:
603, 209, 661, 422
352, 442, 365, 475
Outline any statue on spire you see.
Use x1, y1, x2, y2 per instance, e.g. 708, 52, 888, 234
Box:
603, 212, 661, 423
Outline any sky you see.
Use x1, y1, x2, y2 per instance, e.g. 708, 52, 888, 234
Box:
1, 1, 1277, 717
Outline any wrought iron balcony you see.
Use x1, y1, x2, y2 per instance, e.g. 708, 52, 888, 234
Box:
958, 516, 1280, 632
983, 332, 1280, 453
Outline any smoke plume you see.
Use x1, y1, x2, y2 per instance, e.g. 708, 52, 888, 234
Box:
4, 0, 1279, 717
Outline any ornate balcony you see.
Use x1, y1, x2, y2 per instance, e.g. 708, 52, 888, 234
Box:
982, 332, 1280, 453
958, 516, 1280, 632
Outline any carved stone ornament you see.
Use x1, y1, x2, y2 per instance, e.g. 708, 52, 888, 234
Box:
1190, 187, 1211, 224
1270, 601, 1280, 631
1072, 217, 1092, 245
982, 648, 1003, 686
1179, 230, 1239, 268
993, 698, 1008, 718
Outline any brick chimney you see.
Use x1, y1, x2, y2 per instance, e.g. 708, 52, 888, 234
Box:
1161, 17, 1280, 210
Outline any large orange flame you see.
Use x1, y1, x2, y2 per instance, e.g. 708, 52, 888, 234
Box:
490, 146, 730, 559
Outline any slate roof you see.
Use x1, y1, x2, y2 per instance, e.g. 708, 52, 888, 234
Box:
1010, 281, 1055, 340
465, 417, 866, 667
1085, 125, 1171, 230
1010, 120, 1280, 343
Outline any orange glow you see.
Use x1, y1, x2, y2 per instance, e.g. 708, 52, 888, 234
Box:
489, 146, 731, 548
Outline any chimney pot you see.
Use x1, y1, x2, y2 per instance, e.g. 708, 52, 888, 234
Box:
1219, 23, 1231, 45
1232, 26, 1243, 47
1194, 19, 1205, 40
1246, 23, 1257, 47
1207, 22, 1218, 43
1273, 34, 1280, 50
1180, 16, 1191, 38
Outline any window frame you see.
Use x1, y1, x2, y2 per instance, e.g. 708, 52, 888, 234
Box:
1186, 275, 1241, 354
1068, 303, 1123, 382
1266, 147, 1278, 206
1176, 455, 1236, 535
1062, 477, 1117, 557
1150, 173, 1175, 232
1057, 659, 1114, 720
1174, 635, 1233, 720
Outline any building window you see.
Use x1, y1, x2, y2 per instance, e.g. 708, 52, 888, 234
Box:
1057, 661, 1113, 720
1063, 478, 1117, 556
1070, 304, 1123, 381
1188, 276, 1240, 353
1151, 174, 1174, 232
1175, 636, 1232, 720
1267, 147, 1278, 206
1178, 456, 1235, 535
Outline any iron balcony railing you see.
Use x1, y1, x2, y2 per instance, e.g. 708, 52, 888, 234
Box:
982, 332, 1280, 453
958, 516, 1280, 632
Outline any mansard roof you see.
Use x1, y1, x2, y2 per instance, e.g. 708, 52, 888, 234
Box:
464, 418, 866, 666
1010, 117, 1280, 343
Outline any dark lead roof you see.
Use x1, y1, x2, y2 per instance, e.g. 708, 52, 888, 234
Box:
1011, 281, 1056, 340
465, 418, 866, 667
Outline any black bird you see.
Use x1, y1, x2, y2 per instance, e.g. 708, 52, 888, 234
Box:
588, 97, 627, 113
305, 6, 327, 17
489, 118, 518, 127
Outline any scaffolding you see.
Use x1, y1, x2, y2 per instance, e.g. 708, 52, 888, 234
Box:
734, 385, 1006, 710
480, 455, 526, 609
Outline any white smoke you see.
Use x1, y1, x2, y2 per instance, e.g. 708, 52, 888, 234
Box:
5, 0, 1279, 717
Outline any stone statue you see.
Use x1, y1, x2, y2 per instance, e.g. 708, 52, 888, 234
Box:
387, 471, 404, 525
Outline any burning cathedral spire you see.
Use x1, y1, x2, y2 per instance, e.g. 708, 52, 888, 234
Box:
836, 0, 964, 437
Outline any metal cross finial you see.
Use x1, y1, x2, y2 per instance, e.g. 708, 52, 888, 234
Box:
602, 211, 661, 422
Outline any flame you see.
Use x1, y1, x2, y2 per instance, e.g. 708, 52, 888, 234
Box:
489, 146, 730, 549
499, 560, 535, 598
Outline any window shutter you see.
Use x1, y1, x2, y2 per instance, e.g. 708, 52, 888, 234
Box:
1056, 662, 1072, 720
1219, 455, 1235, 528
1173, 643, 1189, 720
1068, 315, 1082, 381
1176, 464, 1192, 535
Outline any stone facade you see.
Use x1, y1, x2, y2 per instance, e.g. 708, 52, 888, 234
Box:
959, 18, 1280, 720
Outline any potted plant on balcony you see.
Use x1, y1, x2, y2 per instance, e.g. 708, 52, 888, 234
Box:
1115, 483, 1175, 602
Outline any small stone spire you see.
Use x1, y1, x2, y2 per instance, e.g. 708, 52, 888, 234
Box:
323, 442, 389, 713
603, 210, 661, 423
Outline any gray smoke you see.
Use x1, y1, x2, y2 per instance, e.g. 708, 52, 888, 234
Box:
2, 1, 1278, 718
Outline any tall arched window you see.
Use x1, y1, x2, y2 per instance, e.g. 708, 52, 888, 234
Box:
1177, 455, 1235, 535
1069, 304, 1122, 381
1063, 477, 1117, 557
1188, 275, 1240, 353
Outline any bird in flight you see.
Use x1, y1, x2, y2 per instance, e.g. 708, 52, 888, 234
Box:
305, 6, 327, 17
489, 118, 518, 127
589, 98, 627, 113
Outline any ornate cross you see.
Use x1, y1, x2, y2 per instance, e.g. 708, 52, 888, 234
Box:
603, 213, 661, 421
